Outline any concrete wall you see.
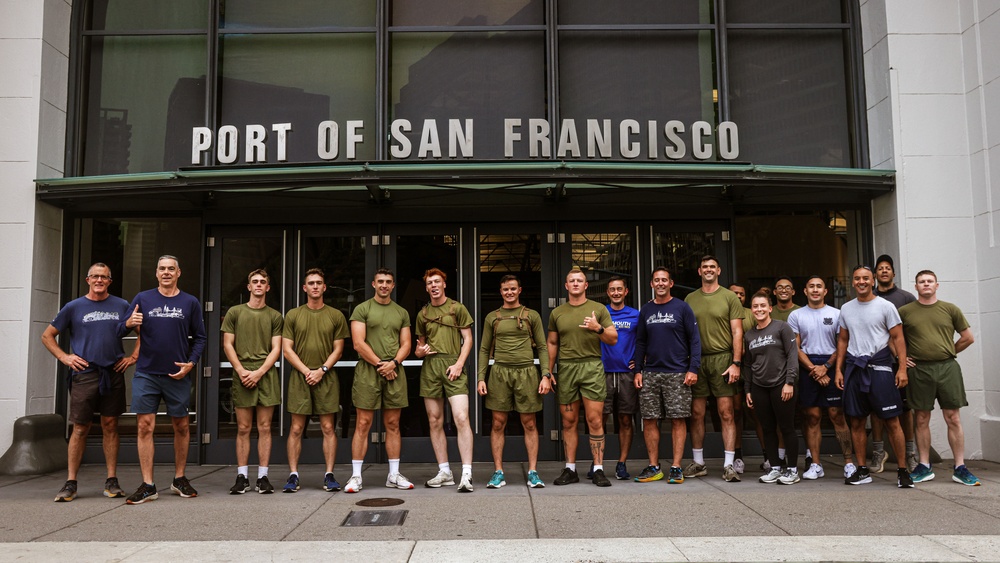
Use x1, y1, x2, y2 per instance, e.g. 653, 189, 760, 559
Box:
863, 0, 998, 460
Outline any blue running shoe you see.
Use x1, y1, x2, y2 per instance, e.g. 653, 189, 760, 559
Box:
283, 474, 300, 493
615, 462, 630, 480
487, 470, 506, 489
324, 473, 341, 492
910, 463, 935, 483
527, 470, 545, 488
952, 465, 981, 486
668, 466, 685, 484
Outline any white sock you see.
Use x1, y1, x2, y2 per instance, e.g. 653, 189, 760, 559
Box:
290, 471, 299, 478
566, 463, 577, 471
258, 467, 268, 479
692, 449, 705, 465
352, 459, 363, 478
724, 451, 735, 467
593, 464, 604, 472
237, 465, 248, 477
439, 462, 451, 473
389, 459, 400, 475
806, 449, 812, 458
462, 464, 472, 478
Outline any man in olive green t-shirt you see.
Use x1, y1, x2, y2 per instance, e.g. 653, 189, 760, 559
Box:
547, 268, 618, 487
280, 268, 349, 494
345, 268, 413, 494
899, 270, 978, 486
684, 255, 744, 482
221, 269, 283, 495
771, 277, 801, 322
477, 274, 551, 489
415, 268, 476, 492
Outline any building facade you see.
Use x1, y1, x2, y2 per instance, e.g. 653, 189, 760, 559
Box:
1, 0, 997, 464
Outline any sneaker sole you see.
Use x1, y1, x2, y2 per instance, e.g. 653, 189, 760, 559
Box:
802, 472, 824, 480
913, 473, 936, 483
779, 478, 801, 485
668, 478, 685, 484
684, 468, 708, 478
759, 478, 780, 484
458, 484, 474, 493
54, 495, 76, 502
952, 475, 980, 486
125, 493, 158, 505
387, 483, 414, 490
323, 485, 341, 492
104, 491, 124, 498
528, 482, 545, 488
424, 481, 456, 488
282, 488, 299, 493
486, 481, 506, 489
229, 488, 249, 495
635, 474, 664, 483
256, 487, 274, 494
848, 477, 873, 485
170, 485, 197, 498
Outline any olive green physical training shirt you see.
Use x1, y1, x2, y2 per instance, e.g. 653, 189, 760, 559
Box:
477, 305, 548, 380
221, 303, 283, 362
547, 299, 613, 361
898, 300, 970, 362
684, 287, 744, 355
350, 298, 410, 360
415, 298, 473, 356
282, 304, 349, 368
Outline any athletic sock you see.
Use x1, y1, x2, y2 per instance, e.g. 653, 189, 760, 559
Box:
352, 459, 363, 477
873, 441, 884, 454
258, 466, 268, 479
290, 472, 299, 478
724, 450, 735, 467
566, 463, 577, 472
692, 449, 705, 465
389, 459, 400, 475
805, 449, 812, 459
906, 441, 916, 455
461, 464, 472, 478
593, 464, 604, 472
439, 462, 451, 473
237, 465, 248, 477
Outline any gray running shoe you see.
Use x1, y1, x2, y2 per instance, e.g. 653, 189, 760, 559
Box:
104, 477, 125, 498
871, 450, 888, 473
457, 474, 474, 493
722, 464, 741, 482
425, 469, 456, 488
55, 480, 77, 502
683, 462, 708, 478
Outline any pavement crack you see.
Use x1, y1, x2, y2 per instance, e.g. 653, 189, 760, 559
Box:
703, 476, 794, 536
522, 462, 541, 539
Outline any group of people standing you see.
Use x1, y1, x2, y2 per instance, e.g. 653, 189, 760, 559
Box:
43, 252, 979, 505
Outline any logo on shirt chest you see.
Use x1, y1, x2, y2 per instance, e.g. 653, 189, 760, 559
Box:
823, 317, 834, 325
647, 312, 676, 325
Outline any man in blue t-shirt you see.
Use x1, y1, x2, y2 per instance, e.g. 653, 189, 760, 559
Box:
598, 276, 641, 480
632, 267, 701, 485
118, 255, 207, 504
42, 262, 137, 502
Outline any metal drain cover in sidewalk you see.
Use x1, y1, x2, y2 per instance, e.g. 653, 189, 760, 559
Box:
342, 509, 408, 527
356, 497, 405, 507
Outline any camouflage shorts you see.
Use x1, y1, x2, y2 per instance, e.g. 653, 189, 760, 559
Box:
639, 371, 691, 420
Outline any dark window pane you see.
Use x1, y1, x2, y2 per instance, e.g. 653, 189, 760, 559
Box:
83, 36, 206, 175
219, 34, 377, 163
391, 32, 545, 160
87, 0, 208, 31
560, 31, 717, 160
391, 0, 543, 26
559, 0, 712, 25
727, 30, 851, 167
726, 0, 844, 24
221, 0, 375, 29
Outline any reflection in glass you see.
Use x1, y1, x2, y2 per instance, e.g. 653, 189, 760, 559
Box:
222, 0, 375, 29
391, 0, 542, 26
652, 232, 716, 300
558, 0, 711, 25
87, 0, 208, 31
726, 0, 844, 24
569, 233, 633, 306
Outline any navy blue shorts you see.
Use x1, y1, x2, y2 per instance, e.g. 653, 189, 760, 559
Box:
132, 371, 192, 418
798, 366, 843, 409
843, 364, 903, 419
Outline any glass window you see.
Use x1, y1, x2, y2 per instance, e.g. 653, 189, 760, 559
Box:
726, 0, 844, 24
559, 0, 712, 26
82, 36, 206, 175
219, 34, 377, 162
222, 0, 375, 29
390, 32, 545, 160
652, 232, 716, 300
570, 233, 634, 305
727, 30, 852, 167
391, 0, 543, 26
86, 0, 208, 31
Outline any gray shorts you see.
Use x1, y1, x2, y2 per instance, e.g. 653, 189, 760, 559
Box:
639, 371, 691, 420
603, 372, 639, 415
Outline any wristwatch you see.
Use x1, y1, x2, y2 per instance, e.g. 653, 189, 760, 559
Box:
823, 362, 833, 370
543, 372, 553, 379
732, 360, 742, 367
391, 359, 400, 367
597, 327, 605, 334
320, 365, 329, 373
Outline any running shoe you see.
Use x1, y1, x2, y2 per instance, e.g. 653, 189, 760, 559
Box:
553, 468, 579, 486
844, 462, 857, 479
952, 465, 981, 486
759, 468, 781, 484
171, 476, 198, 498
910, 463, 935, 483
760, 460, 771, 471
229, 474, 250, 495
256, 476, 274, 494
778, 468, 800, 485
722, 464, 740, 482
54, 480, 77, 502
323, 473, 341, 492
733, 458, 745, 474
487, 470, 506, 489
344, 475, 363, 493
592, 468, 612, 487
104, 477, 125, 498
125, 482, 158, 505
635, 465, 663, 483
897, 467, 915, 488
802, 463, 825, 480
527, 470, 545, 488
283, 474, 300, 493
615, 462, 630, 480
906, 452, 919, 473
683, 462, 708, 478
425, 469, 455, 488
586, 463, 595, 480
386, 473, 414, 490
668, 466, 685, 484
871, 450, 888, 474
457, 474, 474, 493
847, 466, 872, 485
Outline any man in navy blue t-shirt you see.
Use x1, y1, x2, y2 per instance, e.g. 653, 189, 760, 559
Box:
632, 267, 701, 484
42, 262, 137, 502
118, 255, 207, 504
599, 276, 641, 480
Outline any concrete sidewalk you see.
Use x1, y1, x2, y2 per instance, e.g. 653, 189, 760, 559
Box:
2, 457, 998, 562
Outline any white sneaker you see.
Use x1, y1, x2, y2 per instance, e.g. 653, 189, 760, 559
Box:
778, 468, 801, 485
344, 475, 363, 493
386, 473, 414, 490
803, 463, 825, 480
759, 468, 782, 483
425, 469, 455, 488
733, 458, 745, 474
843, 463, 857, 479
458, 474, 474, 493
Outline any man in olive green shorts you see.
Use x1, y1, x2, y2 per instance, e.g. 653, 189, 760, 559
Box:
415, 268, 476, 492
222, 269, 283, 495
547, 268, 618, 487
684, 255, 744, 482
345, 268, 413, 493
281, 268, 349, 493
900, 270, 979, 486
477, 274, 552, 489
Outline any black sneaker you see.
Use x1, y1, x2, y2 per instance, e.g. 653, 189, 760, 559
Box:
846, 466, 872, 485
230, 474, 249, 495
54, 480, 77, 502
592, 468, 612, 487
256, 475, 274, 494
171, 476, 198, 498
104, 477, 125, 498
553, 467, 580, 486
897, 467, 915, 488
125, 483, 158, 505
586, 463, 595, 480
